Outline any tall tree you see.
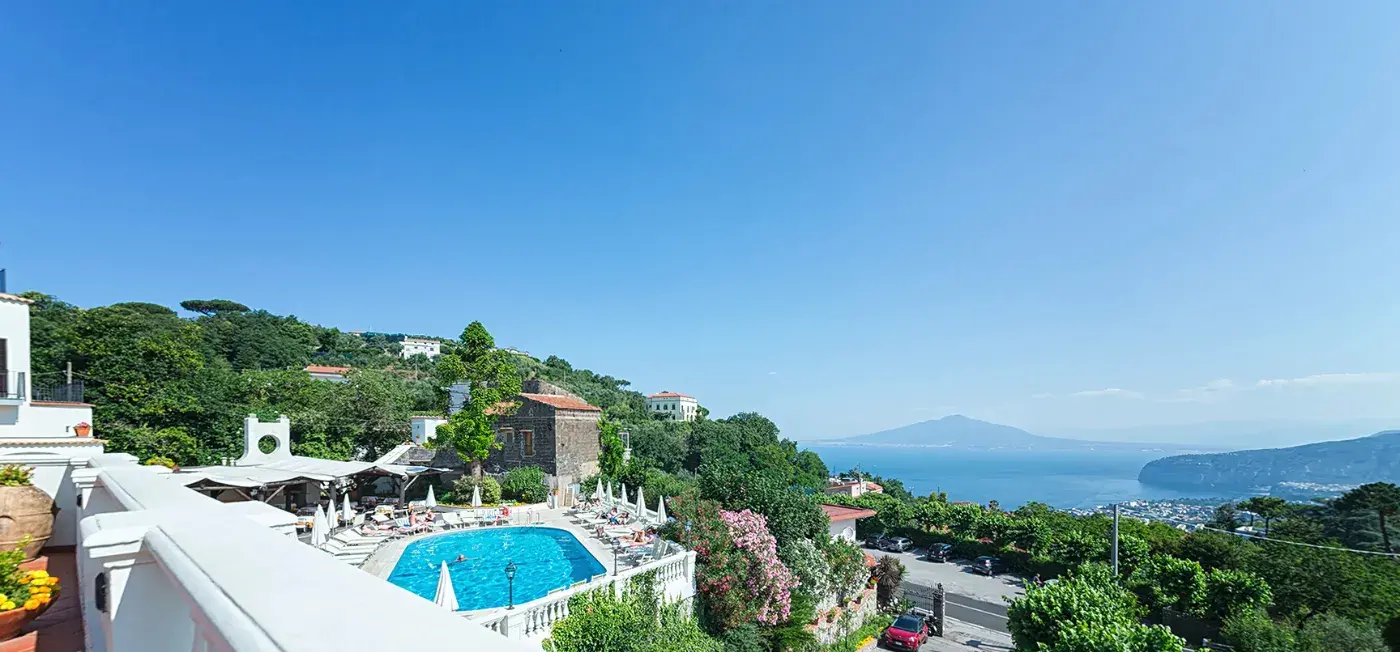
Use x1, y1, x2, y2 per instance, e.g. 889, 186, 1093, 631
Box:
1334, 483, 1400, 552
428, 322, 520, 477
598, 419, 626, 477
1239, 497, 1289, 536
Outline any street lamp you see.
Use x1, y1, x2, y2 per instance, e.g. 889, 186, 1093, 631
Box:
505, 560, 518, 610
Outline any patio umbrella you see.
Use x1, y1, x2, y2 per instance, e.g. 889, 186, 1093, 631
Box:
594, 480, 603, 501
471, 483, 482, 507
656, 494, 666, 525
634, 486, 645, 518
326, 502, 339, 529
620, 484, 628, 507
342, 495, 354, 525
433, 561, 459, 611
310, 505, 328, 548
606, 482, 613, 504
426, 485, 437, 510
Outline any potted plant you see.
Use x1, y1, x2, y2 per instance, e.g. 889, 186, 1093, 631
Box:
73, 422, 91, 437
0, 537, 59, 641
0, 466, 55, 561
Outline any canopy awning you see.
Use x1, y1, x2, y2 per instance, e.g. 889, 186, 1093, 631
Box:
175, 454, 445, 491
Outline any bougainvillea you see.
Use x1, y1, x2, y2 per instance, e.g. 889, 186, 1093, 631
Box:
666, 491, 798, 630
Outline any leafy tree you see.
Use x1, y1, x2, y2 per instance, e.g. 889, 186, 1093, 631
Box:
179, 299, 250, 315
428, 322, 521, 477
1211, 502, 1241, 531
628, 422, 689, 474
599, 419, 626, 477
1335, 483, 1400, 552
1127, 555, 1206, 617
1008, 564, 1171, 651
1176, 530, 1254, 572
452, 476, 501, 505
106, 426, 202, 466
698, 460, 825, 548
1220, 609, 1297, 652
1200, 568, 1273, 622
544, 571, 722, 652
1239, 496, 1290, 536
791, 450, 828, 493
1040, 619, 1184, 652
501, 466, 549, 503
1297, 614, 1389, 652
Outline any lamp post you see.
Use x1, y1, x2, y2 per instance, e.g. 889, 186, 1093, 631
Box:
505, 560, 518, 610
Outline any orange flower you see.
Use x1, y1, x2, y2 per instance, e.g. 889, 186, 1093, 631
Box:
22, 599, 39, 611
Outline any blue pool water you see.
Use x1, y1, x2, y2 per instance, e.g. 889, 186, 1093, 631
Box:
387, 527, 606, 611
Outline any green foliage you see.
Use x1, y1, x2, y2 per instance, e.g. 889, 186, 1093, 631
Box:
1211, 502, 1241, 531
451, 476, 501, 505
106, 426, 202, 467
1297, 614, 1389, 652
1007, 564, 1160, 651
874, 555, 905, 610
719, 624, 764, 652
428, 322, 521, 477
821, 614, 893, 652
790, 450, 828, 493
822, 537, 870, 601
178, 299, 250, 315
1239, 496, 1290, 535
1220, 609, 1297, 652
1176, 531, 1253, 572
1335, 483, 1400, 552
1200, 568, 1272, 622
1127, 555, 1206, 617
501, 466, 549, 503
544, 571, 722, 652
599, 420, 626, 477
143, 457, 178, 469
0, 465, 33, 487
698, 460, 825, 548
779, 539, 832, 602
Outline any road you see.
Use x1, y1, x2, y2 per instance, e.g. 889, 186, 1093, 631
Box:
868, 546, 1025, 634
943, 593, 1009, 633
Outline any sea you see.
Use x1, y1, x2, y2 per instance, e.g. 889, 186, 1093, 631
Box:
804, 445, 1255, 510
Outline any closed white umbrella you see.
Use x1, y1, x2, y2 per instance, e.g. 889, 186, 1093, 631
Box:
634, 486, 646, 518
426, 485, 438, 510
656, 494, 666, 525
326, 502, 339, 529
594, 480, 603, 501
434, 561, 459, 611
342, 495, 354, 525
310, 505, 328, 548
606, 482, 613, 504
620, 483, 628, 506
471, 482, 482, 507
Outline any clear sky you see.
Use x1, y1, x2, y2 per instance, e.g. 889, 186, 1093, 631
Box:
4, 2, 1400, 440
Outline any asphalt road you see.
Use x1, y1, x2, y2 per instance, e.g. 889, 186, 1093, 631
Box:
943, 593, 1010, 633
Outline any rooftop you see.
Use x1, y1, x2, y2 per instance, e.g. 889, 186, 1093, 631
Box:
0, 293, 34, 305
521, 393, 602, 412
820, 504, 878, 522
647, 391, 693, 399
304, 365, 351, 375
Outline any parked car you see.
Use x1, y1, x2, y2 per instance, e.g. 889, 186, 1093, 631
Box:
973, 555, 1000, 576
881, 536, 914, 552
864, 533, 890, 549
925, 543, 953, 562
880, 613, 929, 650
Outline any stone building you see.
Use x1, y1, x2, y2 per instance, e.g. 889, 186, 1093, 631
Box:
485, 380, 602, 485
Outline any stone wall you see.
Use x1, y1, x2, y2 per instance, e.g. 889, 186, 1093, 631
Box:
808, 586, 878, 645
488, 398, 560, 474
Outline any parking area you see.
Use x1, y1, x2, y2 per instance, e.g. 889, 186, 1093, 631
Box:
864, 544, 1028, 635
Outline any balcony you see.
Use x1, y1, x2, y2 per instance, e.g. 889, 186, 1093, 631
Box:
32, 381, 83, 404
0, 372, 24, 405
65, 454, 540, 652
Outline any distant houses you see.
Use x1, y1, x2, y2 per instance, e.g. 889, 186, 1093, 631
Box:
304, 364, 351, 382
825, 475, 883, 498
646, 391, 698, 422
400, 337, 441, 359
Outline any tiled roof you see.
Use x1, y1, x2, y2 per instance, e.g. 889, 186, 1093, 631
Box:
647, 391, 693, 399
0, 293, 34, 305
521, 393, 601, 412
820, 504, 877, 522
304, 365, 351, 375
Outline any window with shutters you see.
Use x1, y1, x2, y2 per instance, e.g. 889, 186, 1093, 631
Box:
522, 430, 534, 457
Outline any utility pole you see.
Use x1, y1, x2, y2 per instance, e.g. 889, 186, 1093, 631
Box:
1111, 503, 1120, 576
66, 362, 72, 385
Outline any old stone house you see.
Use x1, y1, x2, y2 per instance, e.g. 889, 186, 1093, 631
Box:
484, 379, 602, 486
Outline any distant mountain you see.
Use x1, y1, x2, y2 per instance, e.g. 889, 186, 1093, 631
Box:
1041, 418, 1400, 450
1138, 430, 1400, 492
837, 415, 1199, 452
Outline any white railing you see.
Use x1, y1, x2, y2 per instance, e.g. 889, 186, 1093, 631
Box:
69, 453, 538, 652
466, 546, 697, 642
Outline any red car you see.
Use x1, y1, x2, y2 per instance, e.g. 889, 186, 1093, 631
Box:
881, 614, 929, 650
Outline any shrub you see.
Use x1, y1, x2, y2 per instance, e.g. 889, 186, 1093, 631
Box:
1199, 568, 1272, 622
1220, 609, 1296, 652
500, 467, 548, 503
1297, 614, 1388, 652
821, 538, 869, 601
544, 571, 721, 652
0, 465, 33, 487
144, 457, 178, 470
452, 475, 501, 505
778, 539, 832, 601
719, 623, 764, 652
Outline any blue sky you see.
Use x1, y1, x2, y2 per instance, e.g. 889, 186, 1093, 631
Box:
4, 2, 1400, 440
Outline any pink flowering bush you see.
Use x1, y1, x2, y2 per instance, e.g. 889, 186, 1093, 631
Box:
666, 491, 799, 630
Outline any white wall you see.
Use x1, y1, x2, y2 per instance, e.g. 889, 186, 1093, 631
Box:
828, 519, 858, 542
0, 297, 33, 399
0, 402, 93, 440
410, 417, 447, 445
646, 396, 698, 422
400, 339, 440, 359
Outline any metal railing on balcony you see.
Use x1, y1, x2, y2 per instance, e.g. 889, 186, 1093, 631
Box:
0, 371, 24, 401
32, 379, 83, 403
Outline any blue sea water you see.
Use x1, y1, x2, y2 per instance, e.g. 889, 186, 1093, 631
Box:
805, 445, 1250, 509
387, 527, 606, 611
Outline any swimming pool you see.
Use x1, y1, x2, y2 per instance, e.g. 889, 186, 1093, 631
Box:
386, 527, 607, 611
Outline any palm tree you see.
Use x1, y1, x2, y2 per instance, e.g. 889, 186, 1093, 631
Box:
1335, 482, 1400, 552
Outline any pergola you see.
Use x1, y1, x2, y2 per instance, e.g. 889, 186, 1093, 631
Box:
174, 456, 445, 507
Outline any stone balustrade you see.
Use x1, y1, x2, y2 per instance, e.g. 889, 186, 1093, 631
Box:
67, 453, 537, 652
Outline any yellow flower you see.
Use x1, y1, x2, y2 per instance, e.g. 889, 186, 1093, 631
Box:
1, 602, 13, 611
35, 595, 49, 605
47, 577, 59, 586
23, 599, 39, 611
28, 585, 48, 594
18, 577, 30, 585
29, 571, 48, 580
0, 594, 8, 603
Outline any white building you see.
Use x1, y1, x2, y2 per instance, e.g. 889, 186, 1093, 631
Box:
400, 337, 441, 359
824, 475, 884, 498
410, 415, 448, 445
0, 291, 105, 548
646, 391, 698, 422
821, 503, 876, 543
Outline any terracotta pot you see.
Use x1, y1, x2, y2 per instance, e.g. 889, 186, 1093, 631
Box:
0, 487, 56, 561
73, 423, 91, 437
0, 601, 52, 641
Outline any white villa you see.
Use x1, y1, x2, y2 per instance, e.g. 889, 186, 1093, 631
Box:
645, 391, 698, 422
0, 287, 695, 650
400, 337, 441, 359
